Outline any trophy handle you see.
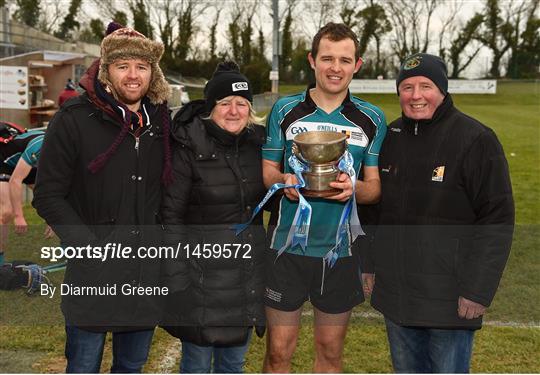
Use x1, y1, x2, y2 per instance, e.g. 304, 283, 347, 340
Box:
292, 143, 308, 164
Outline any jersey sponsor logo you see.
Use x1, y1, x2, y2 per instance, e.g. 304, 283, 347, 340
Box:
316, 124, 338, 132
432, 166, 445, 182
286, 121, 369, 147
231, 82, 249, 91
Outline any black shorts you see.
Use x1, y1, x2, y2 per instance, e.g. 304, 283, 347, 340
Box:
0, 163, 37, 184
264, 249, 364, 314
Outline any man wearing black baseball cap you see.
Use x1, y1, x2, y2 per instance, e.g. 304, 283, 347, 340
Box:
361, 53, 515, 373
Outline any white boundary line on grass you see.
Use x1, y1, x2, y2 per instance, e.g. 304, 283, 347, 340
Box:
300, 310, 540, 328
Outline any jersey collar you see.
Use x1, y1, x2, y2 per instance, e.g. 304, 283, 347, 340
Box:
303, 83, 354, 115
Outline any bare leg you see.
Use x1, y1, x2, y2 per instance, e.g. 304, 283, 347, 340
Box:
0, 181, 14, 264
263, 306, 303, 373
313, 306, 352, 373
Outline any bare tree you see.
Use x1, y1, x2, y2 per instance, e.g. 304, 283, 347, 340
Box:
227, 0, 258, 65
228, 12, 241, 62
387, 0, 440, 62
437, 0, 463, 60
54, 0, 82, 40
150, 0, 177, 67
208, 6, 223, 60
146, 0, 209, 67
129, 0, 153, 38
448, 14, 484, 78
339, 0, 362, 29
9, 0, 66, 34
505, 0, 538, 77
87, 0, 124, 24
474, 0, 522, 78
176, 1, 195, 60
36, 1, 65, 34
301, 0, 335, 38
356, 0, 392, 58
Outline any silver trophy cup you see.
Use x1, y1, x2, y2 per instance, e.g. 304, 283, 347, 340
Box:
292, 131, 348, 197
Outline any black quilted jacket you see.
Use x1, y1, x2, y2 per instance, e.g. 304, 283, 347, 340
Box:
364, 95, 514, 329
160, 100, 266, 345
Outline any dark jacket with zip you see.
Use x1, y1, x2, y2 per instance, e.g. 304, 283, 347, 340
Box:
160, 100, 266, 346
366, 95, 514, 329
32, 61, 167, 331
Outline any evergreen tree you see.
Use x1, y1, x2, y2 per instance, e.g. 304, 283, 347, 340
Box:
113, 11, 128, 27
131, 0, 153, 39
13, 0, 40, 28
176, 2, 194, 60
208, 9, 221, 59
54, 0, 82, 40
448, 14, 484, 78
506, 0, 539, 78
280, 8, 293, 78
228, 14, 241, 63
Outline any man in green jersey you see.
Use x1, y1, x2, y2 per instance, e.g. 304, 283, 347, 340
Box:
261, 23, 387, 373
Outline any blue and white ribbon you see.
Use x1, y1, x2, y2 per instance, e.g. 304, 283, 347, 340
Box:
322, 151, 364, 267
278, 154, 312, 256
233, 179, 300, 235
235, 149, 363, 268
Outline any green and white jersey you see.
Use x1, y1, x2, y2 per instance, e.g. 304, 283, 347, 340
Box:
2, 130, 44, 168
262, 87, 387, 258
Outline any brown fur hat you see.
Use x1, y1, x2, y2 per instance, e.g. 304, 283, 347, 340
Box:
97, 22, 170, 104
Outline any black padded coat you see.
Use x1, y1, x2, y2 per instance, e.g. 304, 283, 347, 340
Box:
363, 95, 514, 329
161, 100, 266, 346
32, 61, 167, 331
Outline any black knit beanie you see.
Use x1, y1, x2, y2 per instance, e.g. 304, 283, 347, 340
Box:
396, 53, 448, 95
204, 61, 253, 114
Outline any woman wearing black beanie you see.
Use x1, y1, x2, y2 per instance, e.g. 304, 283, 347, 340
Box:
161, 61, 266, 373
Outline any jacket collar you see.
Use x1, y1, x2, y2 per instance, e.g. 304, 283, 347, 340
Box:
302, 83, 353, 113
402, 94, 454, 130
172, 100, 264, 160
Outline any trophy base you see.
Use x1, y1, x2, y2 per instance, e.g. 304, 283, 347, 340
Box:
301, 188, 341, 198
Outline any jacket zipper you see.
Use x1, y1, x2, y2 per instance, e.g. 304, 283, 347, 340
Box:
134, 137, 140, 155
129, 127, 151, 225
131, 126, 151, 156
397, 127, 411, 324
414, 122, 419, 136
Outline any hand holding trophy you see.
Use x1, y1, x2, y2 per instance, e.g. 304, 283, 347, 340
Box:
292, 131, 348, 197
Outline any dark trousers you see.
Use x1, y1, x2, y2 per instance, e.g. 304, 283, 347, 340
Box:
385, 318, 475, 373
179, 330, 252, 373
65, 326, 154, 373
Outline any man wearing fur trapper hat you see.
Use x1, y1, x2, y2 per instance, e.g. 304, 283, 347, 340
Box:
33, 22, 172, 373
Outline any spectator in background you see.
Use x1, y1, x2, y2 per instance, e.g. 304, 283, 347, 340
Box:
57, 78, 79, 107
0, 124, 51, 266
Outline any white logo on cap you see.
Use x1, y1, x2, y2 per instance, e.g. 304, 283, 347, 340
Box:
232, 82, 249, 91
